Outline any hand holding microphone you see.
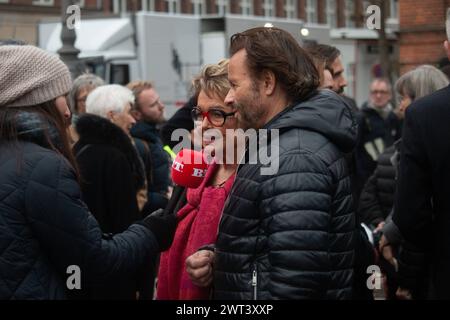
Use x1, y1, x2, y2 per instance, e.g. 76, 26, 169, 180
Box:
139, 149, 209, 251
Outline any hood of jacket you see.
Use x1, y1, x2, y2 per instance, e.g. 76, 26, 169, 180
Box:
267, 90, 358, 153
130, 121, 161, 145
75, 113, 146, 190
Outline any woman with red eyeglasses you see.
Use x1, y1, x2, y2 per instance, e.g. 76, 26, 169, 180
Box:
157, 59, 242, 300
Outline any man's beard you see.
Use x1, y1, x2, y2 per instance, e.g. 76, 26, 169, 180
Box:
233, 90, 265, 130
143, 114, 165, 124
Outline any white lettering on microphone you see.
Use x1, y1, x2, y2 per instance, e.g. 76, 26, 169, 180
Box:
192, 168, 206, 178
172, 160, 184, 172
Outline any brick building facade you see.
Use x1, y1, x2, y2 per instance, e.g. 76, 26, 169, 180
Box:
0, 0, 105, 43
398, 0, 450, 74
1, 0, 397, 44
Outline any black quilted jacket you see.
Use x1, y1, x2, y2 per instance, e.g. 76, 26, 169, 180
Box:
0, 139, 159, 300
214, 90, 357, 300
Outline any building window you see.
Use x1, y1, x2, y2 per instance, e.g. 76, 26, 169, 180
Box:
167, 0, 181, 13
240, 0, 252, 15
216, 0, 229, 16
262, 0, 274, 17
32, 0, 54, 6
112, 0, 127, 13
389, 0, 398, 19
74, 0, 85, 8
0, 0, 9, 3
344, 0, 354, 28
306, 0, 317, 23
142, 0, 156, 11
192, 0, 207, 15
284, 0, 296, 19
326, 0, 336, 28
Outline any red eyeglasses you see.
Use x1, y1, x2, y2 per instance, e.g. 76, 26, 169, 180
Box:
191, 107, 236, 127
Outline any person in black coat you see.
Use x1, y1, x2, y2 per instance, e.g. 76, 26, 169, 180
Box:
74, 84, 159, 299
186, 28, 356, 299
393, 78, 450, 300
74, 85, 144, 234
354, 78, 402, 198
0, 44, 176, 300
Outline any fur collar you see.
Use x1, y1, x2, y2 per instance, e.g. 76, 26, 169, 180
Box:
74, 113, 146, 190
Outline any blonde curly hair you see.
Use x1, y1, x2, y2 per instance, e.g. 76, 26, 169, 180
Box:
192, 59, 230, 100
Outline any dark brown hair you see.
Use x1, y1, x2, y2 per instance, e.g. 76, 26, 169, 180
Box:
304, 43, 341, 72
230, 27, 319, 103
0, 100, 79, 178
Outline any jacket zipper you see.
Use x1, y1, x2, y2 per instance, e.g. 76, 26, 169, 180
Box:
252, 265, 258, 300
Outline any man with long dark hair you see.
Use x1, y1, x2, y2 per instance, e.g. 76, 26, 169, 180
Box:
186, 27, 357, 299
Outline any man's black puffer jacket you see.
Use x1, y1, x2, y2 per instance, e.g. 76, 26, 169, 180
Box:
0, 141, 159, 300
214, 90, 357, 300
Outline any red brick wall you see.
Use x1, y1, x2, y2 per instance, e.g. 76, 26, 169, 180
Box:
254, 0, 263, 16
5, 0, 98, 9
336, 0, 345, 27
230, 0, 240, 14
275, 0, 284, 18
318, 0, 325, 24
181, 0, 191, 13
206, 0, 215, 13
297, 0, 305, 20
399, 0, 450, 74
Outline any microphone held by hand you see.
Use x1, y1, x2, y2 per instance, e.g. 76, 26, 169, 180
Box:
171, 149, 209, 188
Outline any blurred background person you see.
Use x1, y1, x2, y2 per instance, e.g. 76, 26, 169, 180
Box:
67, 73, 104, 145
160, 95, 197, 155
354, 78, 402, 198
358, 65, 449, 299
127, 81, 171, 213
305, 43, 358, 113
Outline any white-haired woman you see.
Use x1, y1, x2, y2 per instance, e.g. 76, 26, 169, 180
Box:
72, 84, 150, 299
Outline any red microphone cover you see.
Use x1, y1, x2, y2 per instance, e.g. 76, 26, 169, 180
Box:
171, 149, 208, 188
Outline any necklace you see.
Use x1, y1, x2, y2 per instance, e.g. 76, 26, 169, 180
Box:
211, 168, 236, 188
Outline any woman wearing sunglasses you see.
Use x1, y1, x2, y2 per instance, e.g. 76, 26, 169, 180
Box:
157, 59, 241, 300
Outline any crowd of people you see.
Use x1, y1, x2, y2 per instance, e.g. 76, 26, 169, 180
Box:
2, 11, 450, 300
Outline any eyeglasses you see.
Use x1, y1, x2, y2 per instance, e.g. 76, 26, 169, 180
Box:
370, 90, 390, 95
191, 107, 236, 127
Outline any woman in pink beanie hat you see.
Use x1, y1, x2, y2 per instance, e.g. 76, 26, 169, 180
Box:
0, 44, 177, 300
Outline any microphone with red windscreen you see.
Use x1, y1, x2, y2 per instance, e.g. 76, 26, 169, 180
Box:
171, 149, 209, 188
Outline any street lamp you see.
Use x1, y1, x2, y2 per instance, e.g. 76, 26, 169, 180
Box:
57, 0, 83, 78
